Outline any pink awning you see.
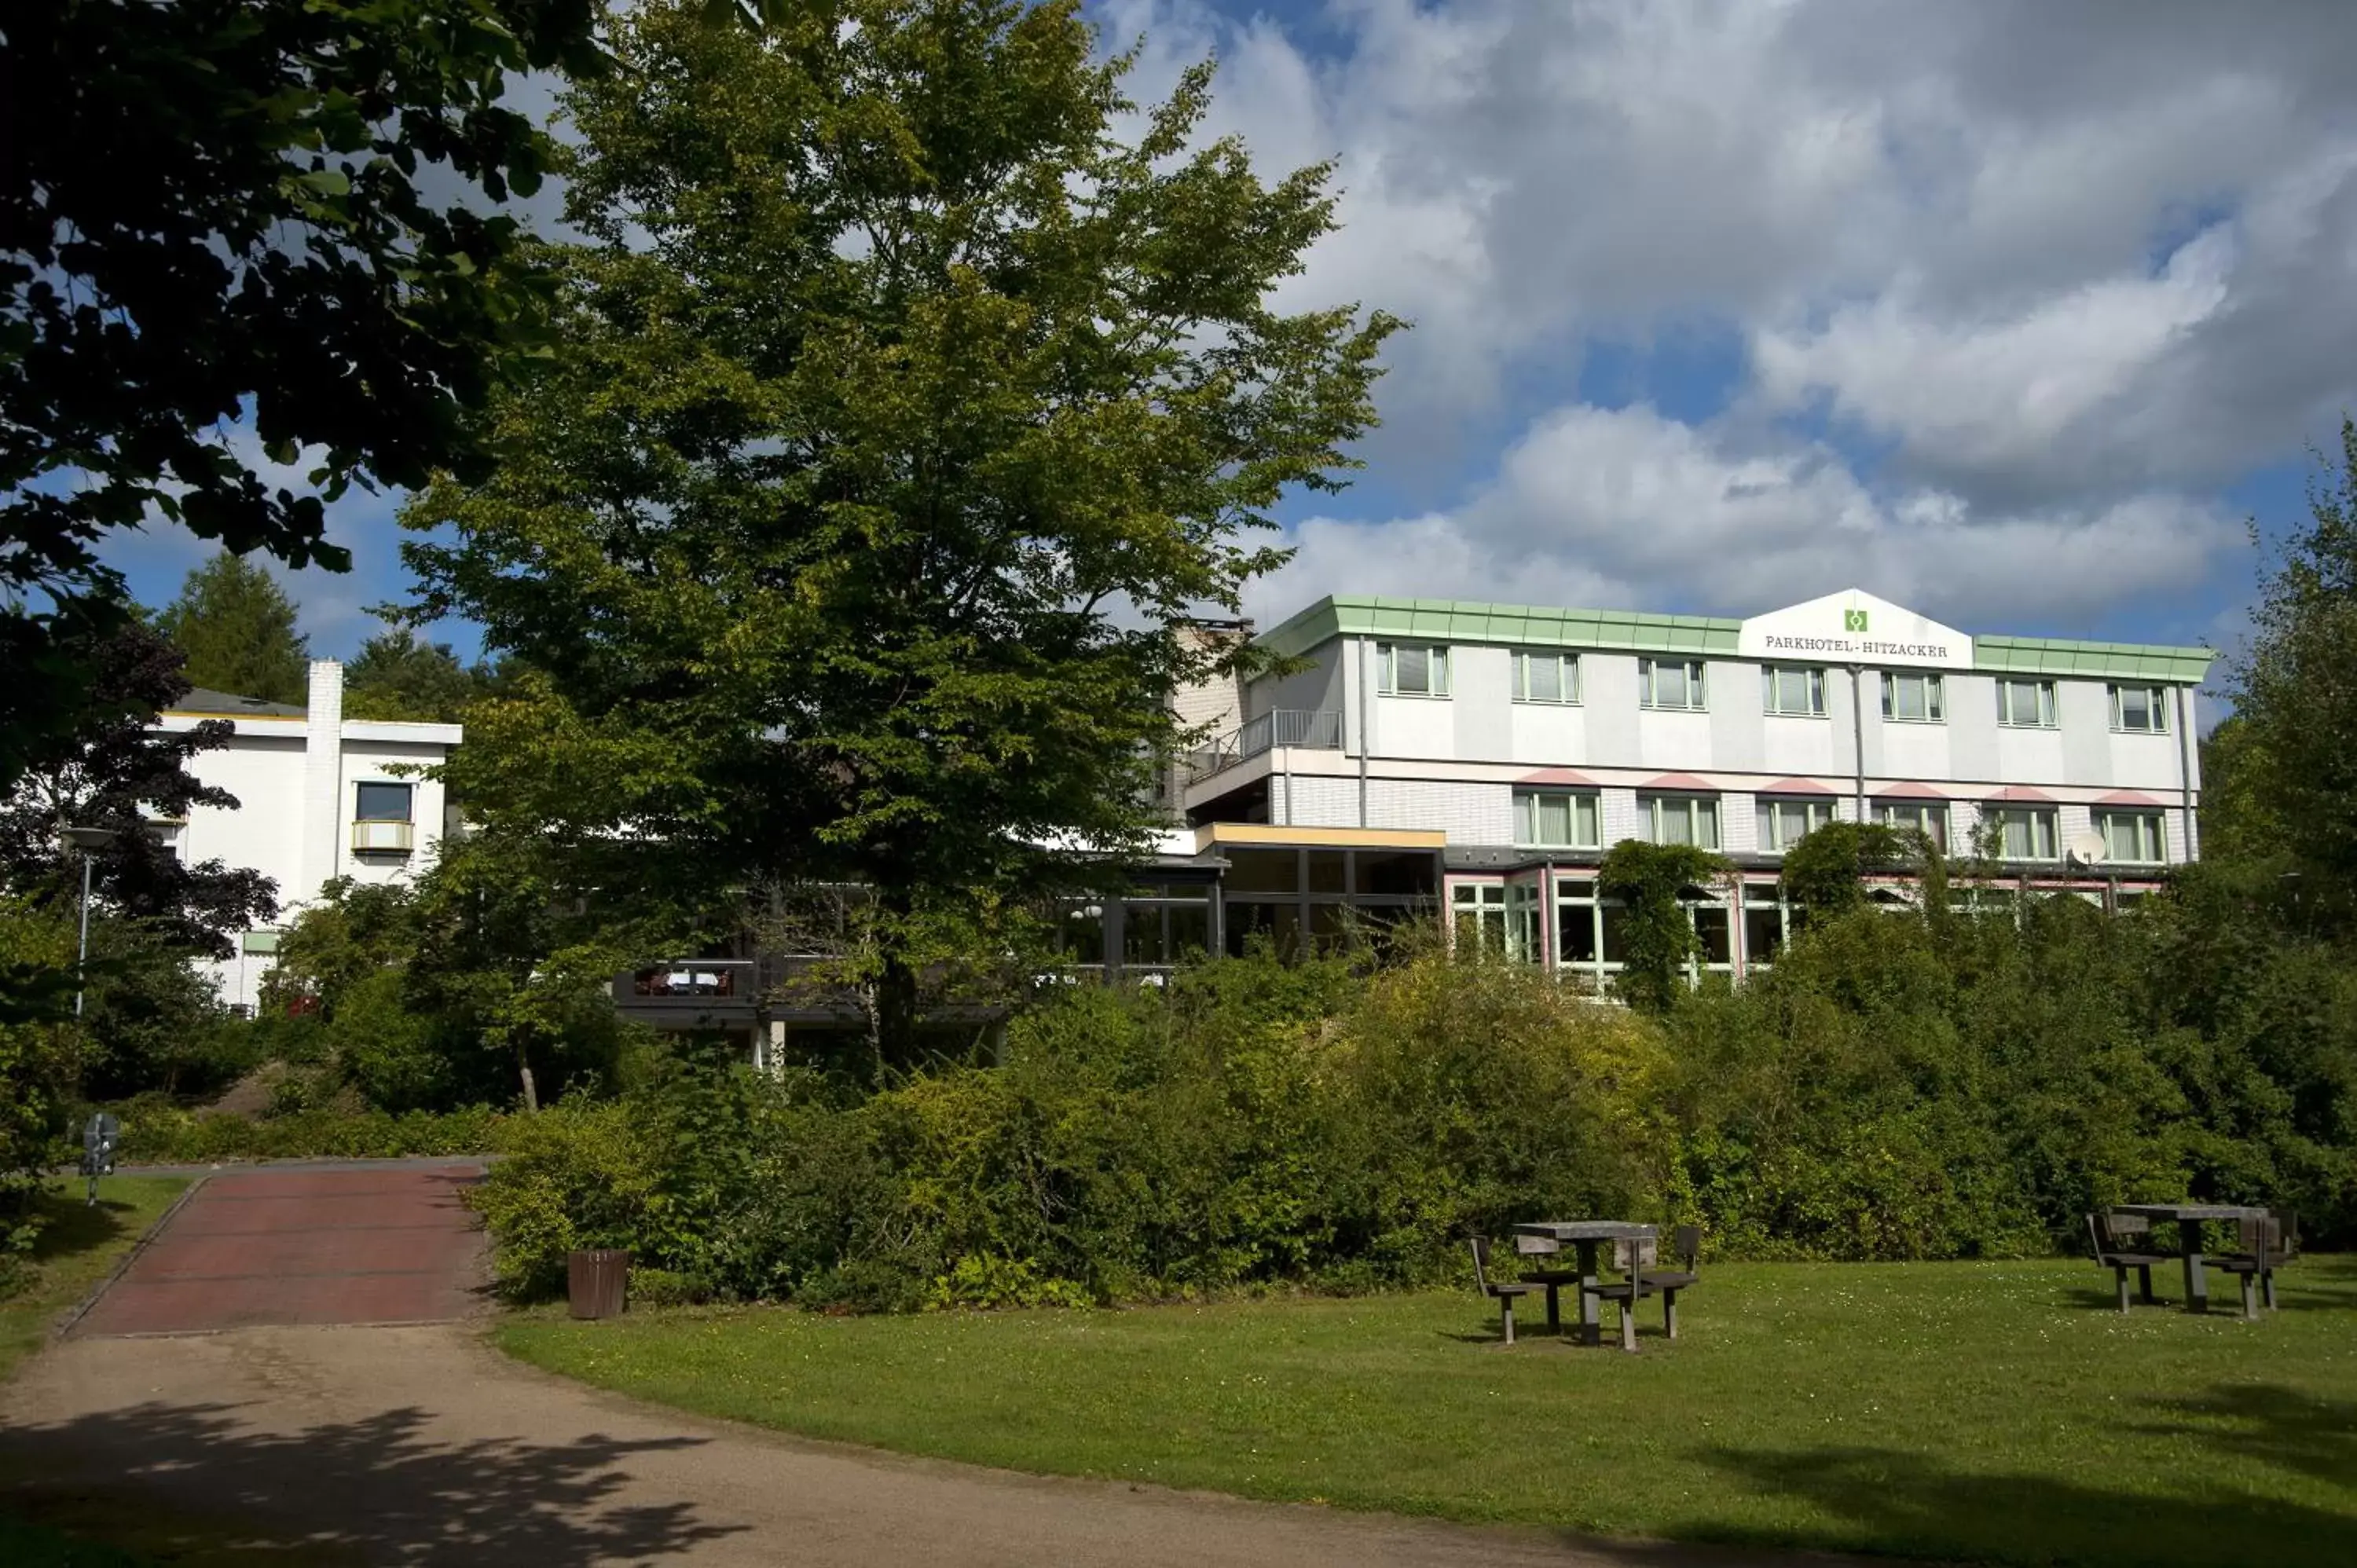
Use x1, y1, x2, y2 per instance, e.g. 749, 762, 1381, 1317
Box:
1985, 785, 2054, 803
1644, 772, 1716, 792
1519, 768, 1598, 787
1875, 780, 1950, 800
1758, 777, 1838, 796
2096, 789, 2165, 807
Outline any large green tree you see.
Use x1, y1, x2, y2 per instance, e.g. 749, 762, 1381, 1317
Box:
0, 0, 608, 786
2227, 416, 2357, 927
406, 0, 1400, 1052
156, 552, 310, 705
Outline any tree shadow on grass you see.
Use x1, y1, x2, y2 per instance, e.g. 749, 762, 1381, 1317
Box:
1639, 1385, 2357, 1568
0, 1400, 746, 1566
21, 1194, 141, 1268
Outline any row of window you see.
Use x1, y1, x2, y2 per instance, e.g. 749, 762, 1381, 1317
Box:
1509, 786, 2170, 863
1375, 643, 2175, 733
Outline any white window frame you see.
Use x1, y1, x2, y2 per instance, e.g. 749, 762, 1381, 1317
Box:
1639, 657, 1708, 713
1513, 789, 1601, 849
1762, 665, 1827, 718
354, 780, 415, 822
1512, 650, 1581, 705
1640, 793, 1721, 848
1989, 805, 2058, 861
2110, 683, 2170, 735
1874, 799, 1950, 852
1757, 796, 1834, 852
1882, 672, 1946, 724
1996, 678, 2058, 729
2095, 808, 2166, 864
1450, 880, 1506, 952
1377, 642, 1449, 698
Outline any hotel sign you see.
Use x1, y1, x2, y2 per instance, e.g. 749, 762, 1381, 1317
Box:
1736, 589, 1974, 670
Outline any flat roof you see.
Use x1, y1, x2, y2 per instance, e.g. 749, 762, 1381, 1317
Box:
1255, 595, 2212, 684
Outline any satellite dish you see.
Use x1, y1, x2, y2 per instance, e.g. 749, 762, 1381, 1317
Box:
2066, 830, 2108, 869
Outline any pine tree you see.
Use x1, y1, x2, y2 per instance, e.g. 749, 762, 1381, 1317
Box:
344, 627, 482, 722
156, 553, 310, 705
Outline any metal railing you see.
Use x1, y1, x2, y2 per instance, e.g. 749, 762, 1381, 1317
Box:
1184, 709, 1343, 784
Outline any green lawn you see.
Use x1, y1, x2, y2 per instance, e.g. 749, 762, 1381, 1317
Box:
1, 1176, 188, 1386
500, 1255, 2357, 1567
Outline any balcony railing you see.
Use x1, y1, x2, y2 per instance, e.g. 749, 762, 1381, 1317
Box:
1184, 708, 1343, 784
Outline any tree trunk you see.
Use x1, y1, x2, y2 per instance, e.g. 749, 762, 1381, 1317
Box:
519, 1059, 539, 1114
873, 950, 922, 1068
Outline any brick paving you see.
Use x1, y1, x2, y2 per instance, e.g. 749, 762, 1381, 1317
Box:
72, 1163, 489, 1336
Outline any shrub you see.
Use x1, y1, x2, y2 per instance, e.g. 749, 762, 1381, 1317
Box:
112, 1098, 511, 1163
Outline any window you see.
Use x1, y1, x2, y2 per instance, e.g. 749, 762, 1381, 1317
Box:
1757, 797, 1833, 852
1640, 793, 1721, 848
1513, 650, 1580, 704
1451, 881, 1506, 952
1514, 789, 1600, 848
1505, 882, 1541, 963
1762, 665, 1826, 717
1553, 876, 1618, 976
1743, 883, 1789, 967
1989, 805, 2058, 860
354, 781, 413, 822
1996, 679, 2057, 728
1875, 800, 1949, 851
2111, 684, 2169, 734
1882, 672, 1945, 724
2097, 809, 2165, 864
1377, 643, 1449, 697
1640, 657, 1707, 712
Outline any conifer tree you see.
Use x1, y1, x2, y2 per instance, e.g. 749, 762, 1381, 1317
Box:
156, 553, 310, 705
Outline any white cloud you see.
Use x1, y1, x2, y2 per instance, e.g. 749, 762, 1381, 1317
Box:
1246, 405, 2241, 632
1107, 0, 2354, 630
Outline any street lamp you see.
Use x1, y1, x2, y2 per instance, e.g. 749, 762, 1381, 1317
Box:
60, 826, 115, 1018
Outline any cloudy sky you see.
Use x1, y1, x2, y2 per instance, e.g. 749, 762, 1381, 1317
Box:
101, 0, 2357, 673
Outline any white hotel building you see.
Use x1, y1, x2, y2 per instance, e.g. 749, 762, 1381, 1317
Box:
1160, 588, 2211, 983
156, 661, 462, 1009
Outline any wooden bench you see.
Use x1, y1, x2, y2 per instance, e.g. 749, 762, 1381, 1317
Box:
2087, 1211, 2171, 1311
1469, 1236, 1541, 1345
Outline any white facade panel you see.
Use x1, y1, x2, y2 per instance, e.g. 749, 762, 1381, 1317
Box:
1636, 710, 1714, 771
1761, 714, 1839, 777
1373, 695, 1455, 760
1509, 701, 1585, 765
1365, 779, 1513, 842
1878, 718, 1953, 782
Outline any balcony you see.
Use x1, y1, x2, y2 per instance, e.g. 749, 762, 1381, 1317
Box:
350, 819, 415, 853
1185, 709, 1343, 785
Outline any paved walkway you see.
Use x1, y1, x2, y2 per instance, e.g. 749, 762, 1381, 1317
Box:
0, 1321, 1805, 1568
73, 1163, 488, 1335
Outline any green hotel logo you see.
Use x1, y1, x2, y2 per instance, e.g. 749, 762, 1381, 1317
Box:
1843, 608, 1869, 633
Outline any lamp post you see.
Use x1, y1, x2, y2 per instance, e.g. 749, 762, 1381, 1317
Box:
60, 826, 115, 1017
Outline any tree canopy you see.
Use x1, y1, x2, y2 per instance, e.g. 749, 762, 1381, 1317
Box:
344, 627, 486, 722
0, 0, 608, 787
156, 552, 311, 705
2227, 416, 2357, 928
405, 0, 1401, 1050
0, 617, 277, 961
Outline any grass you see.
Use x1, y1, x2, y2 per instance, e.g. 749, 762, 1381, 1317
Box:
1, 1176, 188, 1385
0, 1517, 157, 1566
499, 1255, 2357, 1568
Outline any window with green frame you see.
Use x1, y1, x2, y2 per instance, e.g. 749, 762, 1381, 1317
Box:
1996, 678, 2057, 728
1640, 793, 1720, 848
1513, 789, 1600, 848
1512, 650, 1580, 704
1638, 657, 1706, 712
1377, 643, 1449, 697
2110, 683, 2169, 734
2096, 808, 2165, 863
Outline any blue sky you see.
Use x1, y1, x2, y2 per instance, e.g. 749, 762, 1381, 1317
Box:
100, 0, 2357, 687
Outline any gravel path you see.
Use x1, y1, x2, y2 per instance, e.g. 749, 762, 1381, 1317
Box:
0, 1321, 1816, 1568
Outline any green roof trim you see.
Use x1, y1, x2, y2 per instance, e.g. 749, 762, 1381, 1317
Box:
1255, 595, 2215, 684
1256, 595, 1741, 661
1973, 636, 2213, 684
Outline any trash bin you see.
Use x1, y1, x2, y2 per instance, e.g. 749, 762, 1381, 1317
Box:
567, 1248, 630, 1319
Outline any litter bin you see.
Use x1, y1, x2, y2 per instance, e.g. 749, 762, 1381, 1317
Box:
567, 1248, 631, 1319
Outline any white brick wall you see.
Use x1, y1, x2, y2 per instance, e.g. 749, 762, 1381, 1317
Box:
1366, 779, 1514, 842
1282, 774, 1361, 827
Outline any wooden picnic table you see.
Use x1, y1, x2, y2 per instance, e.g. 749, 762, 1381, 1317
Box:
2110, 1203, 2268, 1314
1508, 1220, 1658, 1346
